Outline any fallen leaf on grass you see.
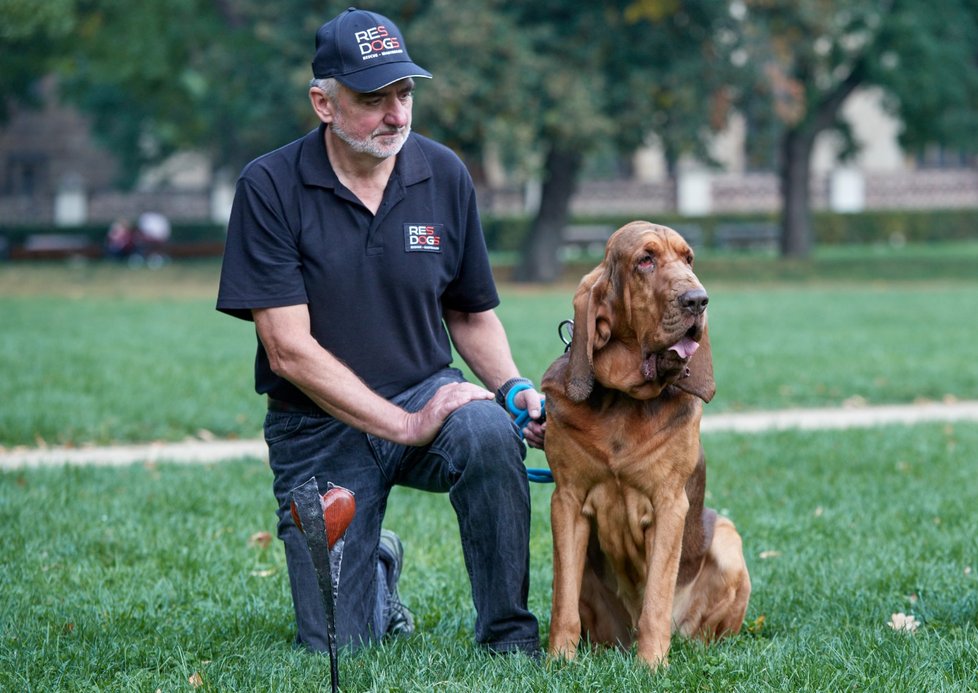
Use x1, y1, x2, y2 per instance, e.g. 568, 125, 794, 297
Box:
745, 614, 766, 634
250, 568, 277, 577
189, 672, 204, 688
759, 550, 782, 560
888, 612, 920, 633
248, 531, 273, 549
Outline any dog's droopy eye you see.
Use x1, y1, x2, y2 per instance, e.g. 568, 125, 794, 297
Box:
638, 254, 655, 271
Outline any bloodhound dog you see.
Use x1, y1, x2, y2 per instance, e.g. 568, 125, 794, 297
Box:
542, 221, 750, 668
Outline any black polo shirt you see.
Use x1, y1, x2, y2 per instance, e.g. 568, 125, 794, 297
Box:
217, 125, 500, 404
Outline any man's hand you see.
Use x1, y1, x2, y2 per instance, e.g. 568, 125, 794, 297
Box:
402, 381, 494, 446
512, 387, 547, 450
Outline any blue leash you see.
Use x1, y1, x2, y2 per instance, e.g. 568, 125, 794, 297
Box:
506, 382, 554, 484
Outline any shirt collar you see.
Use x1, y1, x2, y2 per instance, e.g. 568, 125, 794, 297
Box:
298, 123, 432, 190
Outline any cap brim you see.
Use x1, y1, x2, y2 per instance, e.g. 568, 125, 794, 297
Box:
335, 62, 432, 93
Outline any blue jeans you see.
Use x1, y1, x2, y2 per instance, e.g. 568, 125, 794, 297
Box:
265, 367, 540, 655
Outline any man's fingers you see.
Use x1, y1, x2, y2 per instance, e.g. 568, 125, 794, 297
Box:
436, 382, 493, 410
405, 383, 492, 446
523, 419, 546, 450
514, 388, 545, 420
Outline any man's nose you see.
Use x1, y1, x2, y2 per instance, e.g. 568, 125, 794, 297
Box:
385, 98, 410, 127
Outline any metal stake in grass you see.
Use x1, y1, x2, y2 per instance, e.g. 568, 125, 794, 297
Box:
290, 478, 356, 693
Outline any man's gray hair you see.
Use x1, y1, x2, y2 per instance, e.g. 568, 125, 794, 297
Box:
310, 77, 339, 101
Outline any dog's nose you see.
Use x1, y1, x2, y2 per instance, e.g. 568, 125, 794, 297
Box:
679, 289, 709, 315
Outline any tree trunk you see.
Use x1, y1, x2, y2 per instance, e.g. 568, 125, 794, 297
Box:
777, 60, 866, 259
513, 143, 583, 283
778, 126, 815, 258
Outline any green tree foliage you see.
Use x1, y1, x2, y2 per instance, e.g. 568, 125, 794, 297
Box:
56, 0, 325, 185
399, 0, 539, 182
506, 0, 736, 281
3, 0, 733, 278
732, 0, 978, 257
7, 1, 977, 273
0, 0, 77, 119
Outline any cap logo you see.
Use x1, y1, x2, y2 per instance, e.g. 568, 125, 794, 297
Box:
355, 25, 403, 61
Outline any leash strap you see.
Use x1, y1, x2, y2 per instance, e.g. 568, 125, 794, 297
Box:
505, 382, 555, 484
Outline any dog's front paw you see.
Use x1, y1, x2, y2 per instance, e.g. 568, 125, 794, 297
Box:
636, 635, 671, 669
547, 633, 580, 662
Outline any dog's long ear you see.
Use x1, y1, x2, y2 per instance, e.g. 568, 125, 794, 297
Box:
565, 268, 611, 402
675, 324, 716, 403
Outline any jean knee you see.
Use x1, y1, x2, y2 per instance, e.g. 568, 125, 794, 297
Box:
438, 400, 526, 476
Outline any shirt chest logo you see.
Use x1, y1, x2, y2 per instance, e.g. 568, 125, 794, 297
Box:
404, 223, 443, 253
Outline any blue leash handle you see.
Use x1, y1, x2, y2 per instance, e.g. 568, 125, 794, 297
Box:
526, 468, 555, 483
505, 383, 554, 484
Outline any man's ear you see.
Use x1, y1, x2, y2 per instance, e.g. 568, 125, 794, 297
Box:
309, 87, 334, 124
675, 325, 716, 403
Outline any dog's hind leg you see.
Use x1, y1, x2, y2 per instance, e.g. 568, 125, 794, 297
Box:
672, 515, 751, 640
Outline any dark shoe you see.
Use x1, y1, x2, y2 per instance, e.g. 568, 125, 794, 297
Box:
378, 529, 415, 637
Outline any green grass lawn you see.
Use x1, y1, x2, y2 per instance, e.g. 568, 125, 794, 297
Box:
2, 247, 976, 447
3, 423, 976, 690
2, 245, 977, 690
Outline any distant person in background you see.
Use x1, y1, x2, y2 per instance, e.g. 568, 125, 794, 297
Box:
137, 211, 171, 267
104, 218, 135, 260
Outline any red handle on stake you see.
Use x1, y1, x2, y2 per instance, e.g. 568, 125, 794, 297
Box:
290, 486, 356, 548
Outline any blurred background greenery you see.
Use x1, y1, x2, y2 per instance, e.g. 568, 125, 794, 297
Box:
3, 0, 978, 281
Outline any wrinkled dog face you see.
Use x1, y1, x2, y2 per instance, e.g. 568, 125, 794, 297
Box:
566, 221, 715, 402
613, 223, 706, 354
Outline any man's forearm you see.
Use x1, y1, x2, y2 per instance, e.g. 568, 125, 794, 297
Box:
255, 306, 411, 439
254, 304, 493, 446
443, 308, 522, 391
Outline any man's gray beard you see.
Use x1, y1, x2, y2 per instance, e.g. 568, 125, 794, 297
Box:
330, 122, 410, 159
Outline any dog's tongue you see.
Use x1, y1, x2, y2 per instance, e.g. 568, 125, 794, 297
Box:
668, 337, 700, 360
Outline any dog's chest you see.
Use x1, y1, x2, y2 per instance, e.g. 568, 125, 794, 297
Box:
585, 395, 700, 484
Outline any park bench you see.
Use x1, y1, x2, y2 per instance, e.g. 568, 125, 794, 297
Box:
671, 224, 704, 248
9, 234, 102, 260
163, 240, 225, 258
560, 224, 616, 256
4, 234, 225, 261
714, 222, 779, 251
561, 223, 704, 257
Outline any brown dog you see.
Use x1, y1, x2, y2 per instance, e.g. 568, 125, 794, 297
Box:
542, 221, 750, 668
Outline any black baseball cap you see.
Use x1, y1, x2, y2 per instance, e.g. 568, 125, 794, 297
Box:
312, 7, 432, 93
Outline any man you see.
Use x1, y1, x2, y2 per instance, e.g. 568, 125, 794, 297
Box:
217, 7, 544, 658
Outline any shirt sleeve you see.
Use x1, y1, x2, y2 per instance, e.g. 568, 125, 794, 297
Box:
216, 173, 309, 321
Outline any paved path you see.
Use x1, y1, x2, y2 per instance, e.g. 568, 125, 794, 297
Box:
3, 400, 978, 471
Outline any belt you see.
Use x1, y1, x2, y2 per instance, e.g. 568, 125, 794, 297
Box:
267, 396, 325, 415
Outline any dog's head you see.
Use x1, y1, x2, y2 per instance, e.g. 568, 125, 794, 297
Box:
564, 221, 715, 403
